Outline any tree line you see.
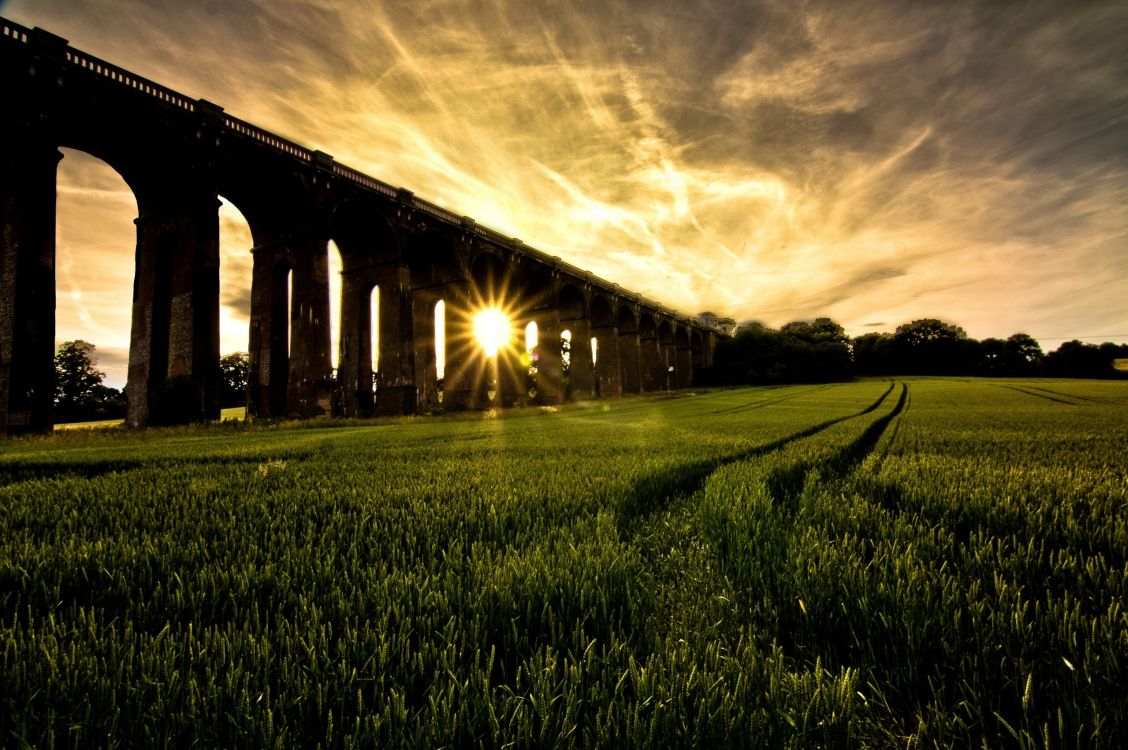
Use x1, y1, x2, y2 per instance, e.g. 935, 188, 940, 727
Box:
53, 323, 1126, 422
700, 318, 1128, 386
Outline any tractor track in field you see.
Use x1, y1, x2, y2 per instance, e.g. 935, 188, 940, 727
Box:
1024, 385, 1103, 403
699, 384, 837, 416
764, 383, 909, 509
995, 384, 1076, 405
617, 382, 899, 527
622, 383, 908, 647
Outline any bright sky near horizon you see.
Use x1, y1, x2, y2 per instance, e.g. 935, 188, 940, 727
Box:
5, 0, 1127, 387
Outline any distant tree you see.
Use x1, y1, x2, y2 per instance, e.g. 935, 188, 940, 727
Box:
852, 332, 895, 375
891, 318, 978, 375
54, 340, 125, 422
779, 318, 852, 381
979, 337, 1008, 376
1043, 340, 1128, 379
219, 352, 250, 408
1003, 333, 1043, 375
703, 322, 785, 385
703, 318, 851, 385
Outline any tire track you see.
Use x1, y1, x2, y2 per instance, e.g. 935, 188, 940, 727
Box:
1024, 385, 1102, 404
766, 384, 909, 509
700, 384, 836, 417
996, 384, 1074, 405
617, 383, 896, 527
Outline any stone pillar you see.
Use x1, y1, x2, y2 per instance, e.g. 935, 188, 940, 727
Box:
704, 331, 718, 368
618, 327, 641, 395
127, 188, 221, 426
0, 143, 61, 434
411, 288, 440, 411
661, 341, 677, 392
562, 316, 594, 399
534, 312, 565, 405
247, 245, 289, 418
592, 323, 621, 398
167, 195, 221, 421
287, 237, 332, 417
375, 265, 416, 416
639, 331, 661, 392
677, 341, 692, 388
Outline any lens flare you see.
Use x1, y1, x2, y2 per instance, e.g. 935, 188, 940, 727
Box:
473, 307, 511, 357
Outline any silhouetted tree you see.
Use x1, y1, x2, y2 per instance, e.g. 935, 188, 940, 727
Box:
1003, 333, 1044, 375
702, 318, 852, 385
219, 352, 249, 408
779, 318, 852, 381
978, 334, 1042, 376
54, 340, 126, 422
852, 332, 895, 375
1043, 340, 1128, 379
891, 318, 978, 375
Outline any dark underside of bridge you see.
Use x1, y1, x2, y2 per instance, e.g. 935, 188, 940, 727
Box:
0, 17, 721, 433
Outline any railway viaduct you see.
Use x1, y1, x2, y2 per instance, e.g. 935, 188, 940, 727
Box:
0, 18, 724, 434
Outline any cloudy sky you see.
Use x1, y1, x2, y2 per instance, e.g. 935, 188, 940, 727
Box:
5, 0, 1127, 386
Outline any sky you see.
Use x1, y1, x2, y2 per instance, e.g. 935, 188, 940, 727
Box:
5, 0, 1127, 387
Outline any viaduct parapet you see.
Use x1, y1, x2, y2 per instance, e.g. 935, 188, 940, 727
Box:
0, 18, 723, 432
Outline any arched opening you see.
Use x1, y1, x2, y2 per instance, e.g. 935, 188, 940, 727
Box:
469, 250, 514, 310
328, 240, 342, 373
525, 320, 538, 401
217, 197, 254, 415
372, 286, 381, 378
561, 328, 572, 374
435, 298, 445, 384
52, 148, 135, 424
468, 250, 521, 407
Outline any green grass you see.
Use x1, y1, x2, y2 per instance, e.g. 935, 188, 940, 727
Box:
2, 379, 1126, 747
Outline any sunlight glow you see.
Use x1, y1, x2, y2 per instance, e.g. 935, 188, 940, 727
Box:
525, 321, 538, 356
328, 241, 342, 371
561, 329, 572, 369
473, 307, 511, 358
286, 269, 293, 357
435, 299, 445, 379
371, 286, 381, 376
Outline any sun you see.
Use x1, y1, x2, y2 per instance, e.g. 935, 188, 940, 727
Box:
472, 307, 512, 358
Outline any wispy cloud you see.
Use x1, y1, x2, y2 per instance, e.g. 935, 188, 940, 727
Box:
13, 0, 1127, 389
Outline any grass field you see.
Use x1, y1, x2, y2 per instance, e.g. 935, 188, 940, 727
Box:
2, 378, 1126, 747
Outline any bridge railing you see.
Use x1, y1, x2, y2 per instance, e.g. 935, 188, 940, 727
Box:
3, 17, 196, 114
223, 114, 313, 162
65, 48, 197, 113
414, 199, 463, 226
331, 163, 396, 197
